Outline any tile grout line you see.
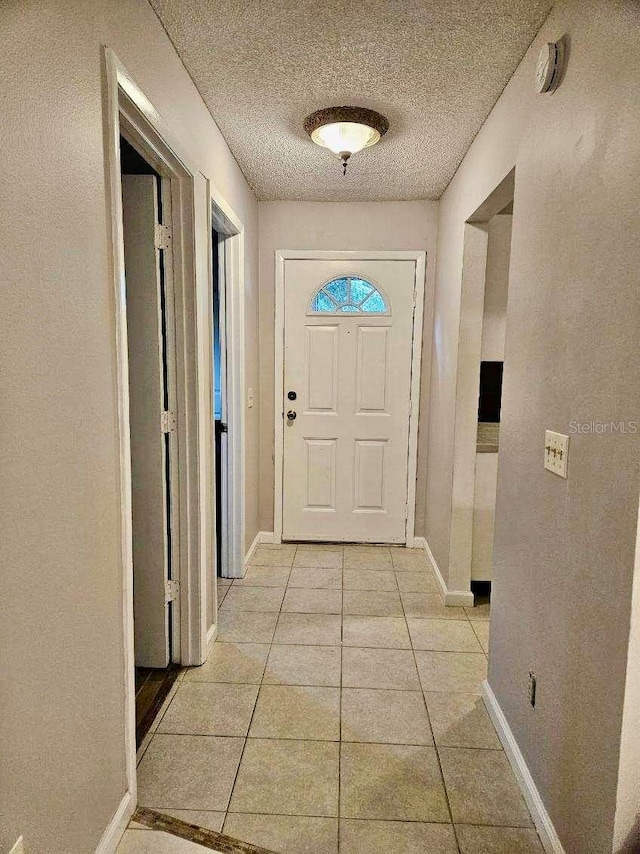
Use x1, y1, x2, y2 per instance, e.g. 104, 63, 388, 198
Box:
138, 727, 505, 751
159, 807, 536, 830
470, 619, 490, 658
185, 679, 501, 693
205, 808, 539, 828
425, 584, 515, 848
402, 589, 462, 852
220, 546, 297, 836
401, 567, 469, 851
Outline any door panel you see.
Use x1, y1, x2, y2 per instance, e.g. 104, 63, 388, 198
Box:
356, 326, 390, 413
282, 259, 417, 543
354, 440, 387, 510
122, 175, 170, 668
305, 439, 337, 509
305, 325, 338, 412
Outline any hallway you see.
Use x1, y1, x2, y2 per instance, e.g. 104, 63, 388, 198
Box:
123, 545, 542, 853
3, 2, 640, 851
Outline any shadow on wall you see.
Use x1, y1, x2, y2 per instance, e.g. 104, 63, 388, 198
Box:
617, 818, 640, 854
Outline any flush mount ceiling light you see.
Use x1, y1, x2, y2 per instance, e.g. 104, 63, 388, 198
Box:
303, 106, 389, 175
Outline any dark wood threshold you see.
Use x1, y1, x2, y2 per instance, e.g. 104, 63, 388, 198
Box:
135, 665, 180, 748
133, 807, 276, 853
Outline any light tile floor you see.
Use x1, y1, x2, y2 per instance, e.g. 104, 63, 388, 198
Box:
118, 828, 223, 852
128, 545, 543, 854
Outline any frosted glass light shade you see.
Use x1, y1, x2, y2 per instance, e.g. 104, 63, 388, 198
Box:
303, 107, 389, 169
311, 121, 380, 156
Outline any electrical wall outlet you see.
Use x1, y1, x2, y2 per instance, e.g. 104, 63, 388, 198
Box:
544, 430, 569, 478
528, 671, 537, 708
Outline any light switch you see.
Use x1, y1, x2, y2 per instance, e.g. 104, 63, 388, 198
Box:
247, 388, 254, 409
544, 430, 569, 478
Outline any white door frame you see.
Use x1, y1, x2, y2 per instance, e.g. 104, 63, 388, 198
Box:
207, 184, 246, 582
273, 250, 426, 546
103, 47, 212, 833
448, 170, 515, 598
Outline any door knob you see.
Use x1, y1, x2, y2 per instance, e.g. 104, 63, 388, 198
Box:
286, 410, 297, 421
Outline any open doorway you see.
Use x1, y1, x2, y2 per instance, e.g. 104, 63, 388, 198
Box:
119, 136, 180, 746
448, 170, 515, 611
208, 190, 246, 583
471, 206, 512, 605
212, 228, 227, 577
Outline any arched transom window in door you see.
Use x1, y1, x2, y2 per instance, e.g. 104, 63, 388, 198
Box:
309, 275, 390, 315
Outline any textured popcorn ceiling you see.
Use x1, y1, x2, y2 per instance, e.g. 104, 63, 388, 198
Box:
150, 0, 553, 200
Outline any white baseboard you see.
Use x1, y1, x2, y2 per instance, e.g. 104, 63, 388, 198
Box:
243, 531, 261, 570
418, 537, 475, 606
482, 681, 565, 854
244, 532, 261, 567
206, 623, 218, 656
243, 531, 277, 571
95, 789, 134, 853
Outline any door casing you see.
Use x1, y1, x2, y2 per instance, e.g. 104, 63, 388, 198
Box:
448, 170, 515, 603
273, 250, 426, 546
103, 47, 215, 839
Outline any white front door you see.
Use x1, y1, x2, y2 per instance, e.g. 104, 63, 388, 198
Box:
282, 258, 419, 543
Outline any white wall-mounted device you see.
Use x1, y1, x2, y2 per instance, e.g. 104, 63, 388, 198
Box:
536, 42, 561, 93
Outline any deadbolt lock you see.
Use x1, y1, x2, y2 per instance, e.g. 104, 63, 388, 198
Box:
287, 391, 297, 400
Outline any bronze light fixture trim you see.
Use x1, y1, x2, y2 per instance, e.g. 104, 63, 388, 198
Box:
303, 106, 389, 175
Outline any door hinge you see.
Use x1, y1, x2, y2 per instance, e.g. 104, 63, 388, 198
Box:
154, 223, 172, 250
165, 579, 180, 603
413, 288, 417, 308
161, 410, 177, 433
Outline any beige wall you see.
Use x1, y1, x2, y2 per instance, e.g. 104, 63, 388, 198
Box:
425, 1, 640, 850
0, 2, 258, 851
257, 201, 438, 538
